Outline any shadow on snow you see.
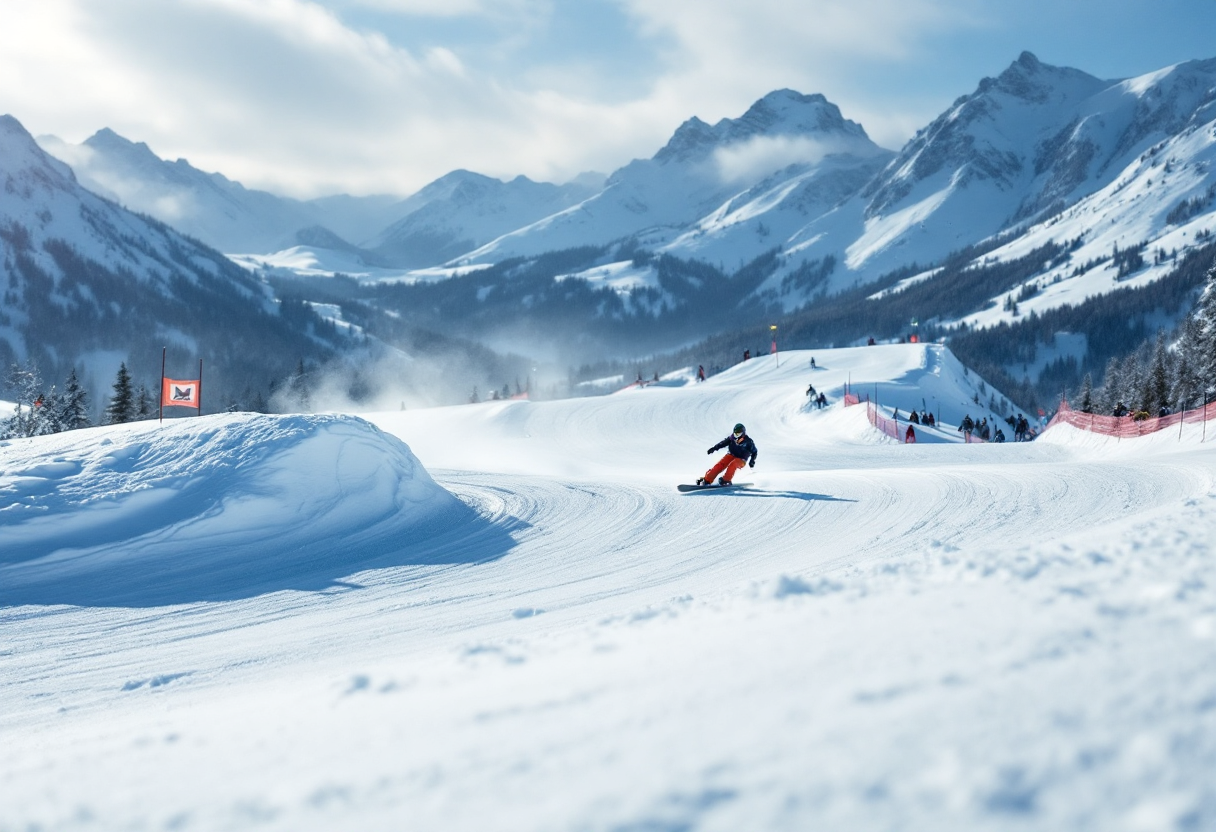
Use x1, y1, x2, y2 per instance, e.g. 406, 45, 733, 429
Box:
0, 497, 524, 609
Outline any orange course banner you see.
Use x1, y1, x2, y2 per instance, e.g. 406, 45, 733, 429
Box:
162, 378, 200, 408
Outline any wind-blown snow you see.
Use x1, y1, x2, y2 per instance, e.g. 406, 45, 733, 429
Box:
2, 346, 1214, 830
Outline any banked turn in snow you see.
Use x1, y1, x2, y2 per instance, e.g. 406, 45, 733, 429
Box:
2, 345, 1215, 831
0, 414, 484, 606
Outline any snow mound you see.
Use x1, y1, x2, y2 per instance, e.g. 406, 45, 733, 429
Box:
0, 413, 478, 606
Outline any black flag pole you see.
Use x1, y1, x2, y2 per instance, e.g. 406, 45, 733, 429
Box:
198, 358, 204, 416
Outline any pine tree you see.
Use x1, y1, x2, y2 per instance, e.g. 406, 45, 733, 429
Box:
37, 386, 65, 435
1121, 352, 1146, 413
2, 361, 48, 438
1191, 266, 1216, 398
105, 362, 136, 424
287, 359, 311, 412
1144, 332, 1172, 414
135, 384, 154, 420
1078, 373, 1094, 413
1172, 352, 1200, 412
1094, 356, 1123, 414
60, 368, 91, 430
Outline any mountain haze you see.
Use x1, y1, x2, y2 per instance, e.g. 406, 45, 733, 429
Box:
2, 116, 347, 410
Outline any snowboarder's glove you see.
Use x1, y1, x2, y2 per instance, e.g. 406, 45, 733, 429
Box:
749, 459, 755, 467
707, 448, 714, 454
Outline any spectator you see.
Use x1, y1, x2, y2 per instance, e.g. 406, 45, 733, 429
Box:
925, 411, 935, 427
994, 428, 1006, 443
1158, 404, 1171, 418
817, 392, 827, 409
810, 357, 816, 369
743, 349, 751, 361
697, 365, 706, 382
806, 383, 816, 399
979, 417, 990, 441
905, 424, 917, 443
867, 336, 876, 346
909, 410, 920, 424
1112, 401, 1128, 417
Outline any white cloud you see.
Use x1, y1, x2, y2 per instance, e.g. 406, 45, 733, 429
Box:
0, 0, 996, 198
339, 0, 534, 17
614, 0, 979, 140
713, 135, 846, 185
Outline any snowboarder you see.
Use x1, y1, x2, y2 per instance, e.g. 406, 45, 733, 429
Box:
697, 423, 758, 487
959, 414, 975, 441
697, 365, 706, 382
905, 424, 916, 443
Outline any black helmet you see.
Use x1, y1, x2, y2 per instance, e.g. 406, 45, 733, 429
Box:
733, 423, 745, 435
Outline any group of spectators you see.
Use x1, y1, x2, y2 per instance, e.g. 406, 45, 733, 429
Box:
958, 413, 1022, 443
1111, 401, 1172, 421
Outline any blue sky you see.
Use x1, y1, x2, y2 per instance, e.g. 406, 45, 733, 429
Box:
2, 0, 1215, 198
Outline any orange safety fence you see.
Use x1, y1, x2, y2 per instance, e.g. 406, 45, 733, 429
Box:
1047, 399, 1216, 438
843, 394, 927, 443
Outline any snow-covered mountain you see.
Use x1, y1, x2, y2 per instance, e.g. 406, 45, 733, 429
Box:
36, 129, 408, 255
39, 130, 604, 269
447, 54, 1216, 325
365, 170, 603, 269
761, 53, 1216, 303
23, 52, 1216, 396
456, 90, 892, 267
1, 115, 344, 409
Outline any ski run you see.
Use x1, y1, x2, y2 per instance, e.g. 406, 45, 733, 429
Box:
2, 344, 1215, 831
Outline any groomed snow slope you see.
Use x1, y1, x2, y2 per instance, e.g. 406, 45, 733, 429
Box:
2, 346, 1215, 831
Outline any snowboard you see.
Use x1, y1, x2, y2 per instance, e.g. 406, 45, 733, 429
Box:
677, 482, 752, 492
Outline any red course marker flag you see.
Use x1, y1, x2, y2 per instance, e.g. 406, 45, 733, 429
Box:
162, 378, 200, 408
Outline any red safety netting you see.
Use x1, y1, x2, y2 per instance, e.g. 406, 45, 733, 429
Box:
844, 394, 986, 443
843, 394, 921, 442
868, 403, 906, 442
1047, 399, 1216, 438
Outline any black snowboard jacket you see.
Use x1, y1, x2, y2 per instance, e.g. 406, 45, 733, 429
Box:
710, 433, 758, 463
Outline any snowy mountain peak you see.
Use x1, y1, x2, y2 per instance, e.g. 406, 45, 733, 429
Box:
974, 51, 1102, 103
859, 54, 1108, 219
733, 89, 867, 141
0, 114, 76, 189
654, 90, 877, 166
653, 116, 717, 164
84, 127, 154, 158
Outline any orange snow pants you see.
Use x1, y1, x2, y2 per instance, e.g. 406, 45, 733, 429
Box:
704, 453, 747, 484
